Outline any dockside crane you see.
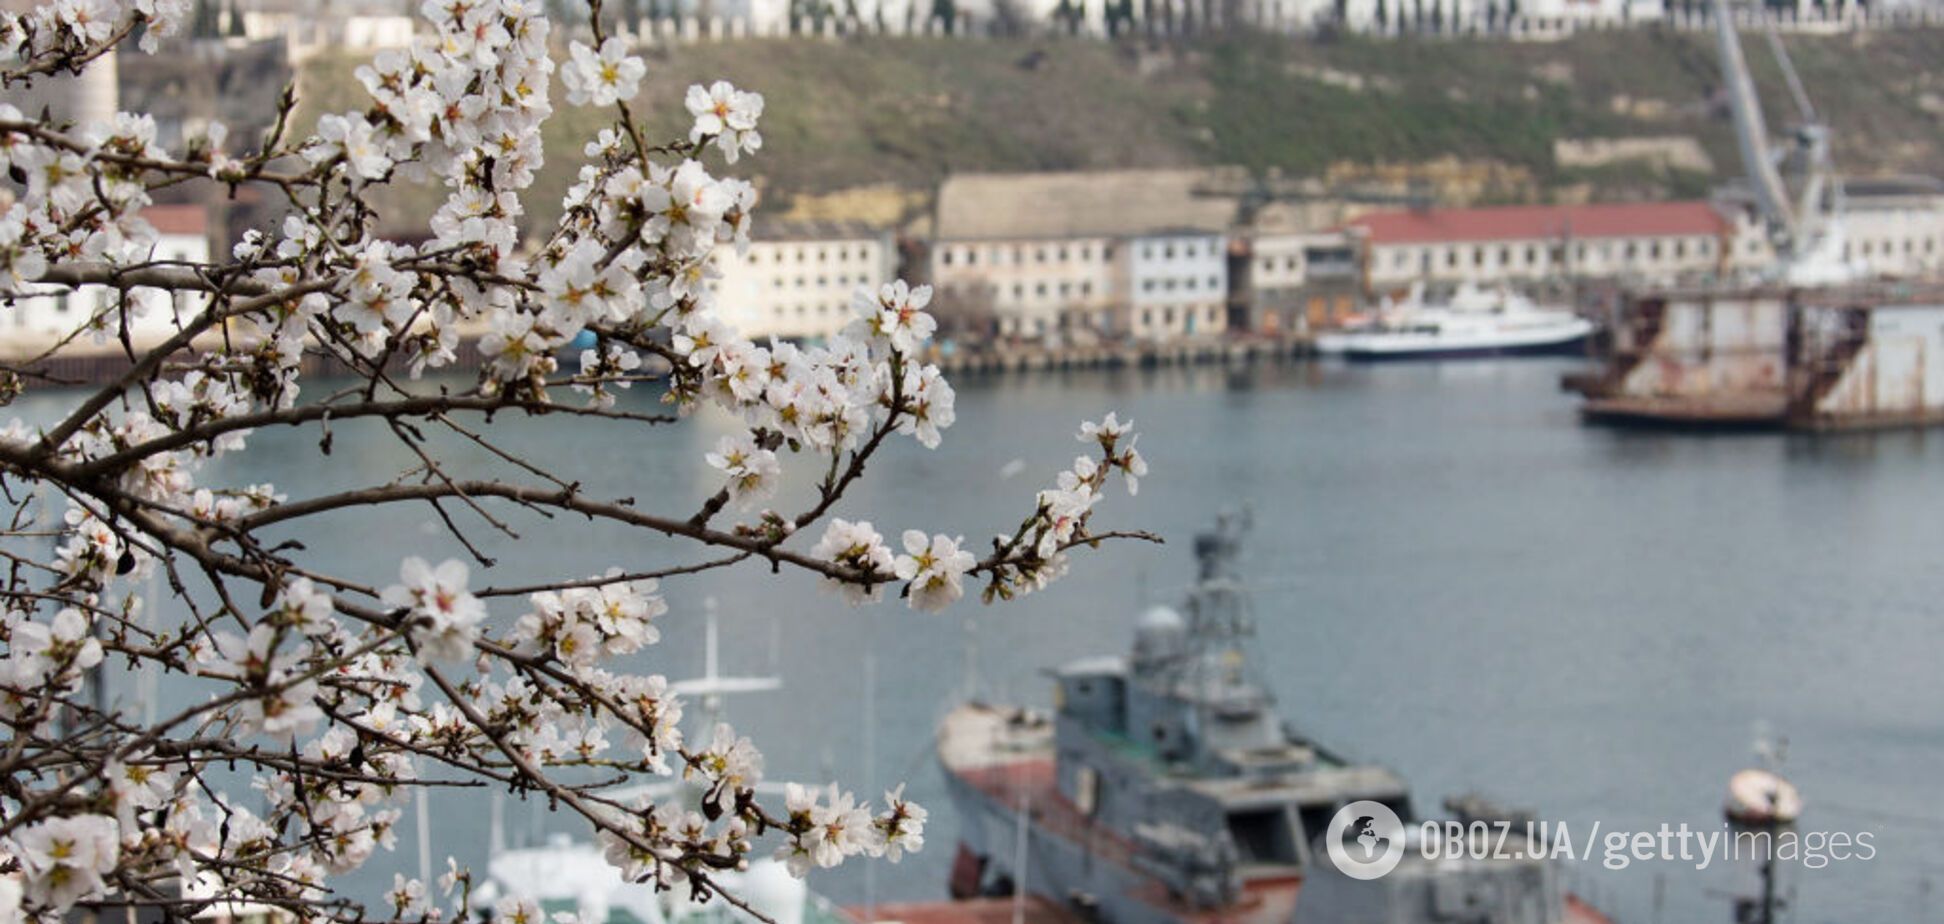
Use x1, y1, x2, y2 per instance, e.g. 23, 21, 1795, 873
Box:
1709, 0, 1856, 285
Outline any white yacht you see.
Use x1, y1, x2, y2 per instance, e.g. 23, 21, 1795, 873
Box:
1316, 283, 1594, 360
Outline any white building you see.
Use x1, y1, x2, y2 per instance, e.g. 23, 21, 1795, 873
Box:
1349, 201, 1734, 292
7, 205, 210, 352
928, 169, 1240, 344
710, 221, 896, 342
1126, 231, 1228, 341
930, 236, 1120, 340
1829, 178, 1944, 279
1716, 177, 1944, 280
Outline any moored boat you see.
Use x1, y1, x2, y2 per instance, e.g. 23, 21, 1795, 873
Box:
1316, 284, 1593, 361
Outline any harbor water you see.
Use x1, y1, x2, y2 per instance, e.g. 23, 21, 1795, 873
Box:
15, 356, 1944, 921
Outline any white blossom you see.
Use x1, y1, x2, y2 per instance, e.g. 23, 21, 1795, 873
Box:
811, 518, 897, 603
383, 557, 486, 661
894, 530, 976, 612
684, 81, 764, 163
562, 38, 645, 107
8, 814, 119, 912
847, 280, 937, 356
704, 433, 781, 510
0, 0, 1153, 908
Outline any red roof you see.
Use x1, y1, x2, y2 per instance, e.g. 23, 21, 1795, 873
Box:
143, 204, 207, 237
1349, 201, 1729, 245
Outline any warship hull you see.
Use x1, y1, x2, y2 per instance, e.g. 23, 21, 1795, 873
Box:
940, 704, 1300, 924
939, 704, 1614, 924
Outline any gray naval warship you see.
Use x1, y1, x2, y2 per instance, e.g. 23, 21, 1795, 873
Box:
937, 515, 1613, 924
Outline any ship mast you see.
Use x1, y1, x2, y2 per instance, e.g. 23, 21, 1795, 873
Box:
1185, 509, 1254, 650
1167, 510, 1270, 712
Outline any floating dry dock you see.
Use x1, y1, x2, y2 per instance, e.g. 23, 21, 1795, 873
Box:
1572, 282, 1944, 431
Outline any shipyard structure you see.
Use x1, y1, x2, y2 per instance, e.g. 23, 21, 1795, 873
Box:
1569, 0, 1944, 431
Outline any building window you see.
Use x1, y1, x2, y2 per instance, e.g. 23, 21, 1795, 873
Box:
1208, 275, 1219, 289
1035, 248, 1047, 263
941, 250, 954, 266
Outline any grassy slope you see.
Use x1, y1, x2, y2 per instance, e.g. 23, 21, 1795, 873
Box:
295, 27, 1944, 232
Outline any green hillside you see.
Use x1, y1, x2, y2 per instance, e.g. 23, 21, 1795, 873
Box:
294, 27, 1944, 232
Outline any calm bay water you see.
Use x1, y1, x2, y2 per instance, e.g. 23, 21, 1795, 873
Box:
16, 357, 1944, 922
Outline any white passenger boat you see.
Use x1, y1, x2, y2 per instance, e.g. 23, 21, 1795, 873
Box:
1316, 283, 1594, 360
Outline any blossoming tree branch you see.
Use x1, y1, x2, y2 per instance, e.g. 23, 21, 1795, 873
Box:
0, 0, 1152, 920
